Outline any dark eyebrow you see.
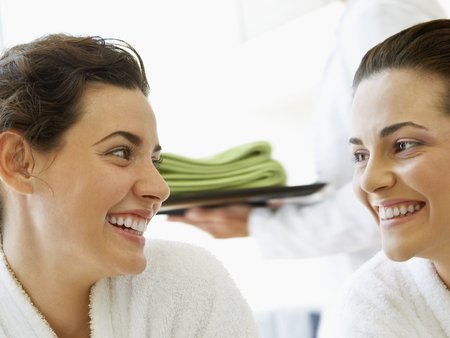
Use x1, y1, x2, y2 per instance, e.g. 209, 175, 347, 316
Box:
94, 130, 163, 154
349, 137, 363, 145
93, 131, 142, 146
349, 121, 428, 145
379, 121, 428, 138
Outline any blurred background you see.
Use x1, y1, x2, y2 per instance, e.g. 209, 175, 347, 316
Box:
1, 1, 449, 337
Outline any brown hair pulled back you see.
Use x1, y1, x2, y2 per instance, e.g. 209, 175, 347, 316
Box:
0, 34, 150, 227
0, 34, 149, 152
353, 18, 450, 115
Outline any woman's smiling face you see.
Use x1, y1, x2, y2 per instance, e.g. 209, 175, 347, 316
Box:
28, 83, 170, 279
351, 69, 450, 263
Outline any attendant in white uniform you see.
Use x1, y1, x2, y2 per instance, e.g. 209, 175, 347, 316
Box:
333, 18, 450, 337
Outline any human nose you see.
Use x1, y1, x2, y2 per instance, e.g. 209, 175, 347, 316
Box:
358, 155, 396, 194
133, 159, 170, 203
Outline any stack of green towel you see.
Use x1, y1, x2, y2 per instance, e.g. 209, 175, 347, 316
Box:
158, 141, 287, 195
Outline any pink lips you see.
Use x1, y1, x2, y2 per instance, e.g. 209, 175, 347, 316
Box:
108, 209, 153, 219
374, 198, 423, 208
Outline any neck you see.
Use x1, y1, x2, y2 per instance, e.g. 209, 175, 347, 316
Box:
434, 260, 450, 290
2, 237, 94, 338
430, 246, 450, 290
37, 284, 92, 338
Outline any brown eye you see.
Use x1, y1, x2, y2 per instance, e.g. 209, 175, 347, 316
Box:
109, 146, 133, 160
353, 151, 369, 164
395, 140, 421, 153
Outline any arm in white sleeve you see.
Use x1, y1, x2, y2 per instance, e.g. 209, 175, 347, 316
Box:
340, 0, 446, 77
248, 182, 380, 258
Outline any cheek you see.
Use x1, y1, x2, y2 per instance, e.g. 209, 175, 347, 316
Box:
53, 165, 133, 211
53, 175, 134, 232
352, 172, 376, 216
404, 162, 450, 215
396, 160, 437, 197
352, 172, 365, 203
84, 169, 135, 202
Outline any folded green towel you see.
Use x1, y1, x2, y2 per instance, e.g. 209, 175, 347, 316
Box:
158, 141, 287, 194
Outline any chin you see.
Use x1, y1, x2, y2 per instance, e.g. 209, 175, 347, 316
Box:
384, 251, 411, 262
111, 252, 148, 276
382, 242, 414, 262
124, 256, 148, 275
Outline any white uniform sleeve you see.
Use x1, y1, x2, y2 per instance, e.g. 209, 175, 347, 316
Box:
339, 0, 447, 76
249, 182, 379, 258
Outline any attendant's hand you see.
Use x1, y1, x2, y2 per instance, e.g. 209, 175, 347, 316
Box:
167, 204, 252, 238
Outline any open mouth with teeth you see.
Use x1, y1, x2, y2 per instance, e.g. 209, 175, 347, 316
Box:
378, 202, 425, 221
106, 215, 149, 236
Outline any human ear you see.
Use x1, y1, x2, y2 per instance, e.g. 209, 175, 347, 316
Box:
0, 130, 34, 194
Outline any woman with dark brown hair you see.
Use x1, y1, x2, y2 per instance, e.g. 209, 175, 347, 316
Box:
0, 34, 259, 337
333, 19, 450, 337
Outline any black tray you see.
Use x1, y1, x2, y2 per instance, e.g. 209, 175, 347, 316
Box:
158, 183, 326, 215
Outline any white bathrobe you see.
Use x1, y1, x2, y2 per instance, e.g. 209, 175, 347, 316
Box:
332, 251, 450, 338
0, 239, 260, 337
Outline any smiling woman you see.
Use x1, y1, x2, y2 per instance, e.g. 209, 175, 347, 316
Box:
0, 34, 259, 337
330, 19, 450, 337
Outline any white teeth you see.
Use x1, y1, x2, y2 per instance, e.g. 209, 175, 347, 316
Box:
106, 215, 149, 233
386, 208, 394, 219
136, 219, 147, 232
400, 206, 407, 215
393, 207, 400, 217
124, 218, 132, 228
379, 203, 423, 220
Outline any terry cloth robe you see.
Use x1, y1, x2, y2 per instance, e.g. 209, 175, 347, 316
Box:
0, 239, 260, 338
331, 251, 450, 338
